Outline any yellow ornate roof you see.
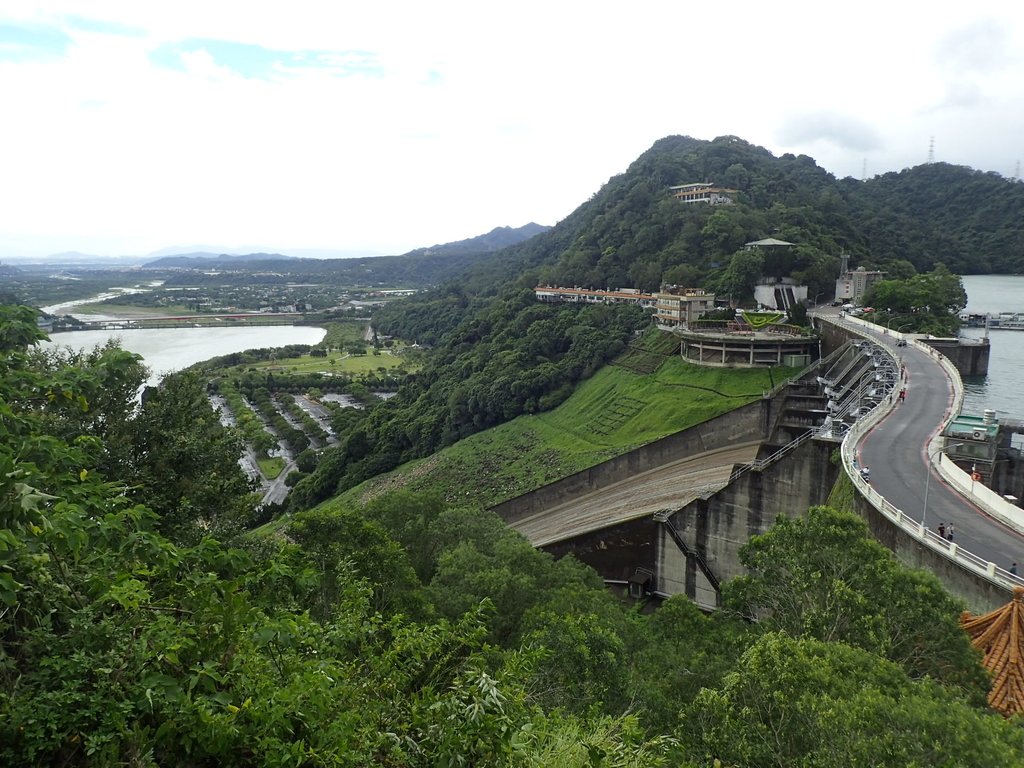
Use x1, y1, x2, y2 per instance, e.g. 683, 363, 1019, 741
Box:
960, 586, 1024, 717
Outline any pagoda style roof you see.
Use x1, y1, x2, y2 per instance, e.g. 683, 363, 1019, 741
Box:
960, 586, 1024, 717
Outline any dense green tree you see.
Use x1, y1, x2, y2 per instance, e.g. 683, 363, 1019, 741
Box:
133, 371, 258, 541
787, 301, 809, 326
791, 248, 841, 301
521, 611, 628, 714
724, 505, 989, 700
864, 264, 967, 335
710, 247, 765, 300
628, 596, 751, 734
3, 305, 677, 765
27, 339, 148, 476
685, 633, 1024, 768
288, 505, 427, 619
883, 258, 918, 280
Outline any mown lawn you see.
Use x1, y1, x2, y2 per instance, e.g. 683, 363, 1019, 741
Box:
247, 350, 410, 375
257, 456, 285, 479
333, 357, 793, 511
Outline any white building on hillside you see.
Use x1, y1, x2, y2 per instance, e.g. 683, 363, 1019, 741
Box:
669, 183, 737, 205
654, 287, 716, 329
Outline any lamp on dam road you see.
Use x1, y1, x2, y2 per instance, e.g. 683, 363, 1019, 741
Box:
922, 442, 965, 530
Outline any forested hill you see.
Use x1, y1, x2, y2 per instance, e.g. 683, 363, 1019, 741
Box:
335, 135, 1023, 509
440, 135, 1024, 300
849, 162, 1024, 274
402, 223, 550, 259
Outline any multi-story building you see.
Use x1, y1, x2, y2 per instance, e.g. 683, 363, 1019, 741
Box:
835, 265, 886, 305
533, 286, 658, 309
654, 287, 716, 329
669, 183, 737, 205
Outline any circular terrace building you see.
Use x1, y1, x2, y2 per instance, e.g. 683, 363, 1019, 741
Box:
675, 311, 819, 368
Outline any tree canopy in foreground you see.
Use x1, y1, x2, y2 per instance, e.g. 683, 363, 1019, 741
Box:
3, 304, 1023, 766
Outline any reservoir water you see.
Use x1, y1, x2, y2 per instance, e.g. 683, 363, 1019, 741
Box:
960, 275, 1024, 421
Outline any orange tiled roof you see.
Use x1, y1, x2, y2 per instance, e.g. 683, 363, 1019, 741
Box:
960, 586, 1024, 717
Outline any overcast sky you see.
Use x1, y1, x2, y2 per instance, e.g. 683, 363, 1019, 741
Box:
2, 2, 1023, 259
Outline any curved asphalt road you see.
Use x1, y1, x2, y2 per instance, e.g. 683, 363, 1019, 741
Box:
839, 317, 1024, 570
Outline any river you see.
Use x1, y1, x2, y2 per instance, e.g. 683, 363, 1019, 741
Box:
41, 310, 326, 389
960, 274, 1024, 421
39, 285, 328, 386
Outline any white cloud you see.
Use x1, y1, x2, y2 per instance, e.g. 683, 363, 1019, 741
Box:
1, 1, 1024, 257
776, 112, 882, 153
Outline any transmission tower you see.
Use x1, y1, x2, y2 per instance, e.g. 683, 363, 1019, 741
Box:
928, 136, 935, 164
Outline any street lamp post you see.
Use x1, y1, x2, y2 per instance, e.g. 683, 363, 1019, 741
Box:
922, 442, 965, 530
885, 315, 916, 334
885, 315, 904, 330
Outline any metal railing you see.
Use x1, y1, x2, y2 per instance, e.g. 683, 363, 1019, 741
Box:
654, 513, 722, 592
833, 316, 1023, 592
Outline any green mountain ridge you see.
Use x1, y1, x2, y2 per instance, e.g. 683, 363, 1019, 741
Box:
291, 134, 1019, 510
441, 135, 1024, 297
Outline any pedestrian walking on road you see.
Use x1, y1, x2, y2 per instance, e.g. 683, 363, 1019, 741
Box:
899, 387, 907, 402
947, 524, 954, 542
1011, 562, 1018, 576
938, 522, 946, 538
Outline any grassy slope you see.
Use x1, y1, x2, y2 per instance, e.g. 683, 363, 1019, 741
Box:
316, 320, 369, 348
336, 357, 791, 511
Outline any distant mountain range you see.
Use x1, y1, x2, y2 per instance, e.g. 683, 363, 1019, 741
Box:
142, 245, 384, 260
402, 224, 550, 258
138, 223, 550, 275
143, 252, 303, 268
3, 225, 548, 268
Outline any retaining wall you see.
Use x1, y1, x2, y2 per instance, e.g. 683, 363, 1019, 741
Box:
492, 394, 776, 527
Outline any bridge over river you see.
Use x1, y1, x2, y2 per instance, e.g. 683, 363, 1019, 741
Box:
50, 312, 305, 332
